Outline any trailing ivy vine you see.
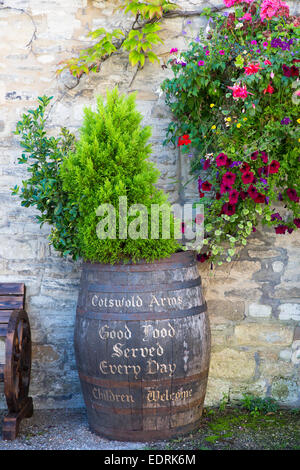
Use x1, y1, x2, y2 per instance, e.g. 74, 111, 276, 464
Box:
56, 1, 227, 78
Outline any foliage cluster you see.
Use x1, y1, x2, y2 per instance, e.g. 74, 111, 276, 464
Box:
162, 0, 300, 264
13, 90, 179, 263
13, 96, 80, 260
57, 0, 179, 77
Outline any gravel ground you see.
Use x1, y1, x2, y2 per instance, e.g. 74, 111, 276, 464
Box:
0, 408, 147, 450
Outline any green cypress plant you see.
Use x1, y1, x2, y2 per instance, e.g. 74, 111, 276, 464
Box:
59, 87, 179, 263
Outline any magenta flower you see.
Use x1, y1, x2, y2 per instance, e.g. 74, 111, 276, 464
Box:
205, 50, 210, 56
294, 218, 300, 228
222, 172, 236, 186
221, 203, 236, 216
260, 151, 268, 164
268, 160, 280, 174
260, 0, 290, 22
170, 48, 178, 54
275, 225, 289, 234
248, 185, 258, 200
239, 13, 252, 22
229, 189, 239, 204
220, 182, 233, 194
219, 50, 225, 55
198, 60, 205, 66
216, 153, 228, 167
242, 171, 255, 185
286, 188, 299, 202
203, 160, 211, 170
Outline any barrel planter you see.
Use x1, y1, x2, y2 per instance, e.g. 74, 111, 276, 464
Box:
74, 250, 211, 441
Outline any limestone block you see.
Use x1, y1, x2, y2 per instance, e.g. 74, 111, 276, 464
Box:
207, 299, 245, 321
209, 348, 256, 380
248, 303, 272, 318
234, 324, 294, 347
248, 249, 280, 259
204, 378, 230, 406
278, 304, 300, 321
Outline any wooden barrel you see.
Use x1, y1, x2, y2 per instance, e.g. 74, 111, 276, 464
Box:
74, 250, 211, 441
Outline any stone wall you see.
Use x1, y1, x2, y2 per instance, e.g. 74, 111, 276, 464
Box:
0, 0, 299, 408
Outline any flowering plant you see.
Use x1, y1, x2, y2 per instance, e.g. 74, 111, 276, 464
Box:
162, 0, 300, 264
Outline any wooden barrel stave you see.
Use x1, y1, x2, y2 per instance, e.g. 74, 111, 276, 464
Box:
74, 250, 211, 441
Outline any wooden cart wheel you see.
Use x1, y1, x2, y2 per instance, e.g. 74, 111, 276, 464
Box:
4, 309, 32, 413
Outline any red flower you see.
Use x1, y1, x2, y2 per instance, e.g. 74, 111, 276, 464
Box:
248, 184, 258, 200
199, 192, 205, 198
251, 151, 259, 160
244, 63, 261, 75
260, 151, 268, 164
222, 172, 236, 186
202, 181, 212, 192
240, 162, 251, 173
263, 83, 275, 94
203, 160, 211, 170
267, 160, 280, 174
216, 153, 228, 166
220, 183, 232, 194
240, 190, 248, 200
291, 65, 299, 77
294, 218, 300, 228
282, 64, 299, 77
215, 192, 221, 200
197, 252, 211, 263
258, 167, 267, 177
229, 189, 239, 204
178, 134, 191, 146
275, 225, 289, 234
221, 203, 236, 216
242, 171, 255, 185
254, 193, 266, 204
286, 188, 299, 202
282, 64, 292, 77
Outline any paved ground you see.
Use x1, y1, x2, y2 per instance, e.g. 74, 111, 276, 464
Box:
0, 408, 147, 450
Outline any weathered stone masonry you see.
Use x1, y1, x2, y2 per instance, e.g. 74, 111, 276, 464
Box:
0, 0, 299, 408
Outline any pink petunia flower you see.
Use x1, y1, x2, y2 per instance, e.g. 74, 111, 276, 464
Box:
229, 189, 239, 204
216, 153, 228, 167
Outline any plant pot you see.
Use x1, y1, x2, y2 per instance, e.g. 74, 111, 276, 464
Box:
74, 250, 211, 441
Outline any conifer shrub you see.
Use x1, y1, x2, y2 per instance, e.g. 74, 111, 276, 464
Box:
14, 89, 179, 264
